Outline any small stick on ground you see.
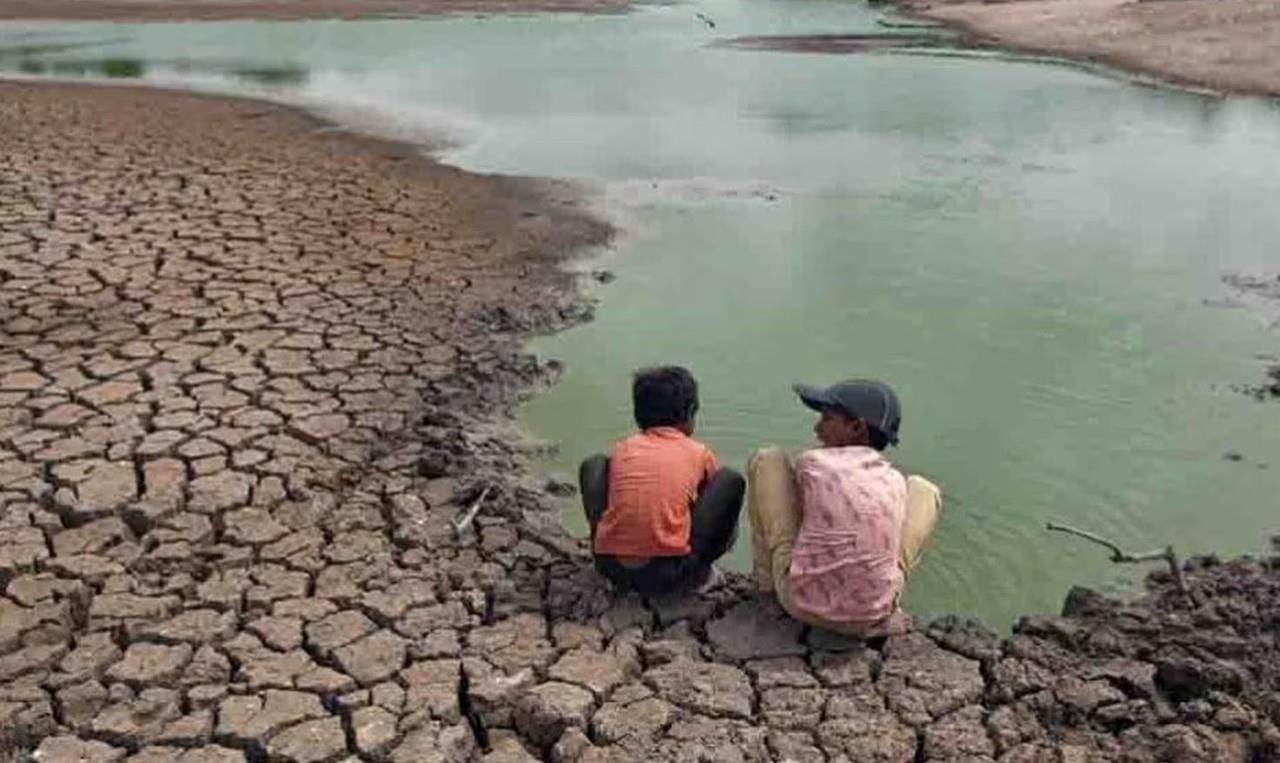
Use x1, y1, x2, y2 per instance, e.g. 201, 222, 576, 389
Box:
1046, 521, 1196, 607
451, 486, 492, 539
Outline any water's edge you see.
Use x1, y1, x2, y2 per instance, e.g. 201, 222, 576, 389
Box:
887, 0, 1280, 100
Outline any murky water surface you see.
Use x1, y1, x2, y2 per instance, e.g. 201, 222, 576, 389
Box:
4, 0, 1279, 628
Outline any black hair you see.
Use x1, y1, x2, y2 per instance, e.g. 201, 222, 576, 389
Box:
829, 405, 893, 451
867, 425, 891, 452
632, 366, 699, 430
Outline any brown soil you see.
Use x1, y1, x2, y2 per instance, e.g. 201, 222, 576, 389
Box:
899, 0, 1280, 97
0, 0, 626, 22
3, 80, 1280, 762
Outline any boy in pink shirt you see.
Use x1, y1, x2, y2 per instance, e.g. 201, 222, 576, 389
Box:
748, 379, 942, 636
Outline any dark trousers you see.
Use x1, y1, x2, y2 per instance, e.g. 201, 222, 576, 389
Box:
579, 453, 745, 596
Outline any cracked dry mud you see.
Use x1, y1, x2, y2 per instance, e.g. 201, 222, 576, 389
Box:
3, 80, 1280, 763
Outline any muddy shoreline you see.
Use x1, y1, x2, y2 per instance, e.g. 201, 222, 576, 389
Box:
2, 79, 1280, 762
1224, 274, 1280, 401
891, 0, 1280, 99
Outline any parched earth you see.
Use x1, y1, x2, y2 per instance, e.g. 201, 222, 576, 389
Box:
3, 81, 1280, 763
897, 0, 1280, 97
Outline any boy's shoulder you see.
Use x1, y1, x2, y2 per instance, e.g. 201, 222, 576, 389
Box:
797, 446, 899, 473
684, 434, 713, 451
614, 430, 649, 447
798, 449, 907, 497
614, 430, 715, 468
613, 428, 706, 452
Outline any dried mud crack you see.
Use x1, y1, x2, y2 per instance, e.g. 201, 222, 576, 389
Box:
3, 80, 1280, 763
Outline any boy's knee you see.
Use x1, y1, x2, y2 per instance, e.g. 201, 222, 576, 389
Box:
711, 467, 745, 492
580, 453, 608, 471
748, 445, 785, 472
579, 455, 610, 517
906, 475, 942, 511
579, 453, 609, 480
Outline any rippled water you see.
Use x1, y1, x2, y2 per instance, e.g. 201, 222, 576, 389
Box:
4, 0, 1279, 628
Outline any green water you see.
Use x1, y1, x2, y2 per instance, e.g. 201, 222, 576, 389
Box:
4, 0, 1279, 628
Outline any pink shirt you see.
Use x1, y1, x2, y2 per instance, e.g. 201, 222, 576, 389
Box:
788, 446, 908, 628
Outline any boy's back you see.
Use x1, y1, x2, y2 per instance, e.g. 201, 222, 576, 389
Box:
789, 445, 907, 625
578, 365, 744, 595
594, 427, 717, 558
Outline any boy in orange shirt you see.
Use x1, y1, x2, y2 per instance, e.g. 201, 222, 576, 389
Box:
579, 366, 745, 595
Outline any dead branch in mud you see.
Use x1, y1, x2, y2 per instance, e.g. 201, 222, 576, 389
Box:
1046, 521, 1196, 606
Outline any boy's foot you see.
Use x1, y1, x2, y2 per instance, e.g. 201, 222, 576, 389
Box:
695, 566, 725, 594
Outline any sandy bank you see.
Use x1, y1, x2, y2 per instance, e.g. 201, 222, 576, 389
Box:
3, 80, 1280, 762
899, 0, 1280, 97
0, 0, 625, 22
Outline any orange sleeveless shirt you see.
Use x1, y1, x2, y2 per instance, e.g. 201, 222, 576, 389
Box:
593, 427, 718, 557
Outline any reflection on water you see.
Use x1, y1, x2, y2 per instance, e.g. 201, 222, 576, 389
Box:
0, 34, 150, 77
3, 56, 145, 78
0, 32, 309, 87
99, 57, 144, 78
0, 53, 309, 86
231, 65, 308, 86
0, 56, 311, 86
0, 38, 126, 56
1, 2, 1278, 629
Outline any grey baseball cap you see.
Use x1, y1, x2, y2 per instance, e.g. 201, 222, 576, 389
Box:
793, 379, 902, 445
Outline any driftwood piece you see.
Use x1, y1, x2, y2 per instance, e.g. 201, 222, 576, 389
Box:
1046, 521, 1196, 606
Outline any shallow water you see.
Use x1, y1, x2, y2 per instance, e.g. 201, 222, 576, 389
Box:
4, 0, 1279, 628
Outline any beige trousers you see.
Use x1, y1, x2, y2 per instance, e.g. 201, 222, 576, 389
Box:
747, 447, 942, 633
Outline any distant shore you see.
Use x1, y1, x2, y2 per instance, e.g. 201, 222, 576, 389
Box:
0, 0, 626, 22
3, 0, 1276, 98
896, 0, 1280, 98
